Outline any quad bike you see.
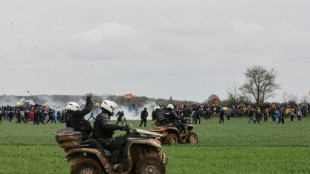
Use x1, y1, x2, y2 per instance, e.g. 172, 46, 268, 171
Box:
55, 125, 168, 174
149, 120, 198, 145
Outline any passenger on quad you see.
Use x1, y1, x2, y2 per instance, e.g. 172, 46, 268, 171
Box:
92, 100, 127, 166
65, 96, 93, 141
164, 104, 178, 123
164, 104, 185, 133
153, 106, 169, 126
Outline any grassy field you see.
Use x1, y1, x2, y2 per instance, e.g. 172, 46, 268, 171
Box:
0, 117, 310, 174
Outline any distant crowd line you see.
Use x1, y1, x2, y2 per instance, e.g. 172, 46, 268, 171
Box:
0, 102, 309, 125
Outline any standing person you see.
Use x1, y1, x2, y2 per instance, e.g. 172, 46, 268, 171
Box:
0, 109, 2, 124
8, 110, 14, 122
115, 111, 124, 125
139, 108, 148, 127
33, 106, 40, 125
273, 110, 280, 124
16, 110, 22, 124
219, 108, 225, 124
39, 109, 46, 125
51, 110, 57, 123
264, 107, 269, 122
255, 108, 261, 124
66, 96, 94, 141
290, 110, 295, 121
46, 109, 54, 123
56, 111, 62, 121
278, 108, 285, 124
87, 110, 95, 121
297, 109, 302, 121
248, 108, 256, 124
24, 110, 29, 123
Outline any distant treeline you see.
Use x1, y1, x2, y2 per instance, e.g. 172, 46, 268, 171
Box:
0, 94, 197, 106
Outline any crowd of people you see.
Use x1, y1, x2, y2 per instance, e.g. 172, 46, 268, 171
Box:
0, 102, 309, 125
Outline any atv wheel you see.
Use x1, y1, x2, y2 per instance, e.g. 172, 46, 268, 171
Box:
164, 134, 178, 145
71, 158, 103, 174
135, 157, 165, 174
186, 132, 198, 144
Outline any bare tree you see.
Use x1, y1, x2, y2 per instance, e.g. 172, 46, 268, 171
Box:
300, 95, 309, 104
240, 65, 280, 105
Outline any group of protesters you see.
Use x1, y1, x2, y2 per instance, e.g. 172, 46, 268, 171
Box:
149, 103, 309, 125
0, 102, 309, 125
0, 105, 70, 125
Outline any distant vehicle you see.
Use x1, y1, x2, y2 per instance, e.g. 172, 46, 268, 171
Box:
150, 122, 198, 145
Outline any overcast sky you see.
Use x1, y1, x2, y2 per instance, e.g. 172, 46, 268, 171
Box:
0, 0, 309, 102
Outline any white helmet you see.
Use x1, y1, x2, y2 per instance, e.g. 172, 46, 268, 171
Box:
154, 106, 160, 110
101, 100, 118, 113
167, 104, 174, 110
65, 102, 80, 111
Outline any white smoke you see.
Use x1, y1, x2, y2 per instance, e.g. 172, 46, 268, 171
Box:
113, 101, 156, 120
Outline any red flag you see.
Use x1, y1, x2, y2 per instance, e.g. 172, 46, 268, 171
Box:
212, 97, 218, 103
124, 93, 132, 99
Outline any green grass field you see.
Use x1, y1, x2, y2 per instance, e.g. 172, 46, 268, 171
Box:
1, 117, 310, 174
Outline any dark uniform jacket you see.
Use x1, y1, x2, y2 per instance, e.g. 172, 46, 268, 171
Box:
66, 96, 94, 140
164, 109, 178, 123
92, 112, 120, 140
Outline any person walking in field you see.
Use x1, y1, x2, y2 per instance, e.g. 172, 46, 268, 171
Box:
255, 108, 261, 124
248, 108, 256, 124
139, 108, 148, 127
273, 110, 280, 124
87, 110, 95, 121
116, 111, 125, 125
264, 107, 269, 122
219, 108, 225, 124
297, 109, 302, 121
290, 110, 295, 121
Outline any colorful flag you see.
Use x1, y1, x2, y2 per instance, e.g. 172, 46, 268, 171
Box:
43, 102, 48, 106
212, 97, 218, 103
96, 103, 100, 106
124, 93, 132, 99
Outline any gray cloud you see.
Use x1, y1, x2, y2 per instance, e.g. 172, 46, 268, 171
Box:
0, 0, 310, 102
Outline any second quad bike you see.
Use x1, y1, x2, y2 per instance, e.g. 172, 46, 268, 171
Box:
149, 121, 198, 145
55, 124, 168, 174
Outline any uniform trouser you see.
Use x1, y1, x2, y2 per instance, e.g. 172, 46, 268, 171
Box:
97, 138, 124, 164
197, 117, 201, 124
264, 116, 267, 122
51, 117, 57, 123
139, 119, 147, 127
219, 117, 224, 123
46, 117, 52, 123
116, 119, 123, 125
34, 117, 39, 125
248, 117, 255, 124
255, 118, 260, 124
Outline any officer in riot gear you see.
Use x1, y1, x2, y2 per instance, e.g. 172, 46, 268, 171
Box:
92, 100, 127, 165
152, 106, 169, 126
66, 96, 94, 141
164, 104, 178, 123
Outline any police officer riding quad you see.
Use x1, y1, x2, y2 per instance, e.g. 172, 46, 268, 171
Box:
56, 125, 168, 174
150, 105, 198, 145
